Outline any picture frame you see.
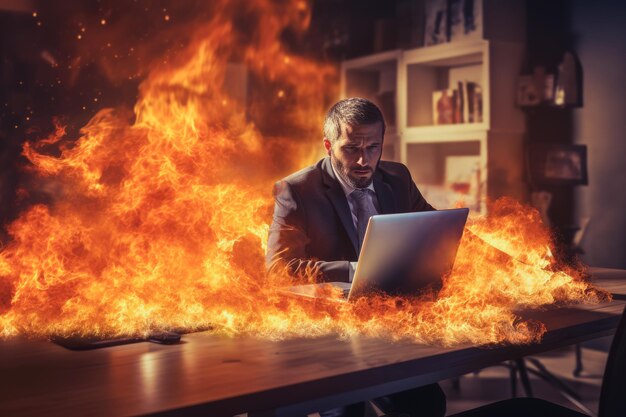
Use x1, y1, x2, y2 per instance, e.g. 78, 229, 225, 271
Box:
528, 144, 588, 186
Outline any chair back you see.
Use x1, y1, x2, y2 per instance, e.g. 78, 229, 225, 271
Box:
599, 306, 626, 417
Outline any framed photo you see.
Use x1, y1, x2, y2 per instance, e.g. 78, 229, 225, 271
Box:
528, 144, 588, 186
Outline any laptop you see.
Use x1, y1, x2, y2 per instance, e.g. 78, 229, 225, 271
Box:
286, 208, 469, 301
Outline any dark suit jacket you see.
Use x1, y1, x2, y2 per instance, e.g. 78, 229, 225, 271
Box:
266, 157, 434, 282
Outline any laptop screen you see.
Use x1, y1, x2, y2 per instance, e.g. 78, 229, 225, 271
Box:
349, 208, 469, 299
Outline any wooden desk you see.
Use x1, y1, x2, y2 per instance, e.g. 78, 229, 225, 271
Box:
1, 268, 624, 417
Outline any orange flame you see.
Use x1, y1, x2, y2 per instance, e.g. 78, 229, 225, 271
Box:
0, 1, 608, 345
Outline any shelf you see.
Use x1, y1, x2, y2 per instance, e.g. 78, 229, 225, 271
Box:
340, 34, 526, 213
341, 50, 401, 130
406, 140, 485, 213
403, 40, 487, 66
402, 40, 489, 129
341, 50, 402, 71
403, 124, 488, 142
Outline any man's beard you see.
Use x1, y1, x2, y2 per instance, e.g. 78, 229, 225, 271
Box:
330, 151, 377, 189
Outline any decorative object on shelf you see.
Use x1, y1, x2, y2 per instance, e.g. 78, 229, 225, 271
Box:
425, 0, 482, 46
527, 143, 588, 186
517, 52, 583, 109
517, 75, 541, 106
432, 89, 457, 124
516, 65, 556, 107
425, 0, 448, 46
554, 51, 583, 107
542, 72, 555, 102
448, 0, 482, 42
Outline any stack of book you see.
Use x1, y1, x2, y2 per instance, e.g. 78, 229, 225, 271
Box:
432, 81, 483, 125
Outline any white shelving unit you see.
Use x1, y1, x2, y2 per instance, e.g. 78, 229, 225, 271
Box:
340, 50, 401, 161
340, 38, 526, 214
400, 40, 490, 134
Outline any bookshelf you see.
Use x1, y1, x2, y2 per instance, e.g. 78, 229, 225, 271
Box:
340, 39, 526, 214
340, 50, 401, 161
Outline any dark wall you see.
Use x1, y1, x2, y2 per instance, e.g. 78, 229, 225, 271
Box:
525, 0, 626, 268
525, 0, 579, 231
570, 0, 626, 268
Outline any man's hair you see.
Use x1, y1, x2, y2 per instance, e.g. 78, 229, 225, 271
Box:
323, 97, 386, 143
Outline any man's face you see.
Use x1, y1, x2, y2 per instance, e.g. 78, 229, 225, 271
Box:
324, 122, 383, 188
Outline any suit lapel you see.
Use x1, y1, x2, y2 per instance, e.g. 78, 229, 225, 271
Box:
373, 175, 397, 214
321, 158, 359, 255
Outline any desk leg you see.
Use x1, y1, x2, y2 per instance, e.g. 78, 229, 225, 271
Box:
515, 358, 533, 397
525, 357, 595, 416
509, 361, 517, 397
573, 343, 584, 377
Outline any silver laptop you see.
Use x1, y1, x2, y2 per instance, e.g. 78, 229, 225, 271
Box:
286, 208, 469, 301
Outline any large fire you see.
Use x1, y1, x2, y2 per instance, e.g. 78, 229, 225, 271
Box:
0, 0, 608, 345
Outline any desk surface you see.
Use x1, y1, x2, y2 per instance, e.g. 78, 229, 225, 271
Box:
1, 268, 625, 417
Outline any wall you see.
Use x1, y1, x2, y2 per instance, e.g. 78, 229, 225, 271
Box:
570, 1, 626, 268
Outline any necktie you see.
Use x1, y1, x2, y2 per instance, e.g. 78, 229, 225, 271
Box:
351, 189, 378, 251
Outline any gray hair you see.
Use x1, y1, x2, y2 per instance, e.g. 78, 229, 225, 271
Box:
323, 97, 386, 143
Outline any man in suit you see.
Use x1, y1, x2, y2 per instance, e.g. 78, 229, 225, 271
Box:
266, 98, 445, 417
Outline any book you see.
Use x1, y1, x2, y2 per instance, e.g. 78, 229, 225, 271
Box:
465, 81, 483, 123
432, 82, 482, 125
455, 81, 464, 123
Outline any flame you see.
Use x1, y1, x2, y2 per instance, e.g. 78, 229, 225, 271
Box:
0, 1, 608, 345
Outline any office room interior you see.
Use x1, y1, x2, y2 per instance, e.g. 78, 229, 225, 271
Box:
0, 1, 625, 416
